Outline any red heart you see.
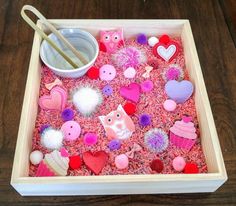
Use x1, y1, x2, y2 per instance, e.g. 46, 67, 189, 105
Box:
82, 151, 108, 175
153, 41, 179, 62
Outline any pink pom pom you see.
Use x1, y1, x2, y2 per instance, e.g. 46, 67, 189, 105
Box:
112, 46, 146, 69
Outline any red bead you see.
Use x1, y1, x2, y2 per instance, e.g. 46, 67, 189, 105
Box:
69, 155, 82, 170
86, 66, 99, 80
159, 34, 170, 45
150, 159, 164, 173
184, 163, 199, 174
123, 103, 136, 115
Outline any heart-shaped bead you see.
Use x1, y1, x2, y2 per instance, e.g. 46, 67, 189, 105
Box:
120, 83, 140, 103
165, 80, 194, 103
39, 86, 67, 111
82, 151, 108, 175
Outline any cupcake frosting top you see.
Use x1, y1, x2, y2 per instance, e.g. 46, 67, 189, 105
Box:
170, 116, 197, 140
44, 150, 69, 176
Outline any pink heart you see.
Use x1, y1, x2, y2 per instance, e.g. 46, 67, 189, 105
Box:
120, 83, 140, 103
39, 86, 67, 111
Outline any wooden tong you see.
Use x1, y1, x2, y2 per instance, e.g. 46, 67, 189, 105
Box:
21, 5, 88, 69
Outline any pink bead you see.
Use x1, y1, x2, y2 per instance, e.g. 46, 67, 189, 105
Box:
172, 156, 186, 172
115, 154, 129, 169
83, 133, 98, 146
61, 121, 81, 141
163, 99, 177, 112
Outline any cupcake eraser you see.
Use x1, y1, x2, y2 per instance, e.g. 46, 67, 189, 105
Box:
36, 150, 69, 176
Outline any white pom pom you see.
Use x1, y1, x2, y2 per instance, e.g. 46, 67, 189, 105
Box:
148, 36, 159, 47
30, 150, 43, 165
41, 128, 63, 150
72, 86, 103, 117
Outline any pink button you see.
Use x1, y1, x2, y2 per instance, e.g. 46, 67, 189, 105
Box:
99, 64, 116, 81
61, 121, 81, 141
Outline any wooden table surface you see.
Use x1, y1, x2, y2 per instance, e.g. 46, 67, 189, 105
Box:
0, 0, 235, 205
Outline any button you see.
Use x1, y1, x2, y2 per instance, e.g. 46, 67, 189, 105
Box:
102, 85, 113, 96
99, 64, 116, 81
108, 139, 121, 151
61, 121, 81, 141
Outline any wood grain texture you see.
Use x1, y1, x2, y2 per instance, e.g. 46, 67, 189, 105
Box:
0, 0, 235, 205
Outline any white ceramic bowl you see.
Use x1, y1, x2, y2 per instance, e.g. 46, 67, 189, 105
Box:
40, 29, 99, 78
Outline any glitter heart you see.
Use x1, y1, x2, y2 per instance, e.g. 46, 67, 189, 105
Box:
120, 83, 140, 103
153, 42, 179, 62
82, 151, 108, 175
165, 80, 194, 103
39, 86, 67, 111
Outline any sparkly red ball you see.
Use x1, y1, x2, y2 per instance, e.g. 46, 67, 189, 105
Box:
184, 163, 199, 174
150, 159, 164, 173
86, 66, 99, 79
123, 103, 136, 115
69, 155, 82, 170
159, 34, 170, 45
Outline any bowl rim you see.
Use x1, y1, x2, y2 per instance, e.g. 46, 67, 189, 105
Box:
39, 28, 99, 73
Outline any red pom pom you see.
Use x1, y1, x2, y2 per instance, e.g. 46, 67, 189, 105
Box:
184, 163, 199, 174
86, 67, 99, 80
150, 159, 164, 173
123, 103, 136, 115
69, 156, 82, 170
159, 34, 170, 45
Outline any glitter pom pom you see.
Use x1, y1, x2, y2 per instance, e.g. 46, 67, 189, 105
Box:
162, 64, 184, 82
112, 46, 146, 69
144, 128, 169, 153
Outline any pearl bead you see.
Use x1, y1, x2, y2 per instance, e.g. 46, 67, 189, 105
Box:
30, 150, 43, 165
115, 154, 129, 169
163, 99, 177, 112
148, 36, 159, 47
172, 156, 186, 172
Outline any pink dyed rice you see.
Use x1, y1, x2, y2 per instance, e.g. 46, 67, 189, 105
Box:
29, 37, 207, 176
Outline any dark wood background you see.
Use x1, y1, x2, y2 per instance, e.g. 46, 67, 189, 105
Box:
0, 0, 235, 205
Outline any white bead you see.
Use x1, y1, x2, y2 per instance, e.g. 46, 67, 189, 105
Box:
148, 36, 159, 47
30, 150, 43, 165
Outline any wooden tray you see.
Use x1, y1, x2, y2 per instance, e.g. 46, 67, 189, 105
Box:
11, 20, 227, 196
